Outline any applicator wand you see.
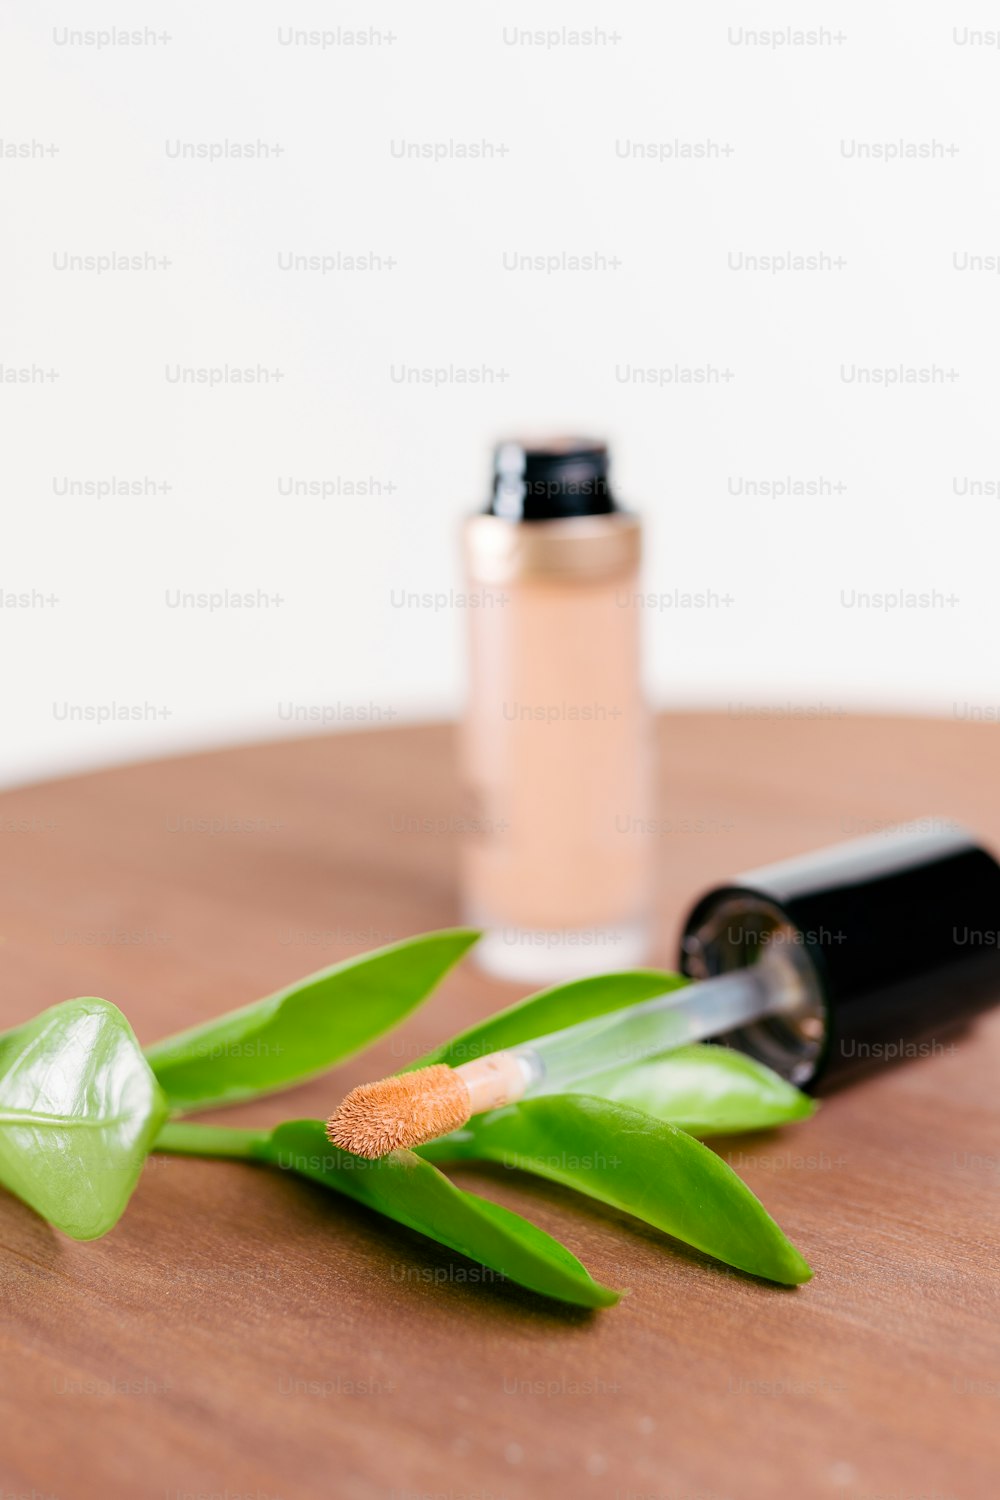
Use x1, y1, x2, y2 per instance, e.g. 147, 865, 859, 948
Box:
327, 822, 1000, 1158
329, 951, 805, 1157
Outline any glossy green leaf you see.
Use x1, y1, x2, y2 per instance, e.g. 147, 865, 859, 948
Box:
270, 1121, 619, 1307
154, 1119, 619, 1309
410, 969, 688, 1070
576, 1044, 816, 1136
0, 998, 168, 1240
146, 929, 480, 1113
419, 1095, 812, 1285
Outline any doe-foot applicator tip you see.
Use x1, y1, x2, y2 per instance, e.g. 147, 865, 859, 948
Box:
326, 1064, 472, 1159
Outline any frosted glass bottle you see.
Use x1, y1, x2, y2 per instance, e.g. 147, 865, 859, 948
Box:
460, 438, 653, 982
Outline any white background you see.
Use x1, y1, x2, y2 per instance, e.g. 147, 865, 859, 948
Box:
4, 2, 999, 788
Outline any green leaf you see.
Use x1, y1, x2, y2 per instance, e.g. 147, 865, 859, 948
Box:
262, 1120, 620, 1309
419, 1095, 812, 1285
146, 929, 480, 1113
577, 1044, 816, 1136
0, 998, 168, 1240
410, 969, 688, 1069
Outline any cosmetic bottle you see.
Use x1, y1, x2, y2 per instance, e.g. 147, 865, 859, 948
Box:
460, 437, 652, 982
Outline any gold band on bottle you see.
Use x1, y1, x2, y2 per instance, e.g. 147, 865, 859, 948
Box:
464, 512, 641, 585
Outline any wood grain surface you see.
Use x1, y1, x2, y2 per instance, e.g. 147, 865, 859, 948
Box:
0, 714, 998, 1500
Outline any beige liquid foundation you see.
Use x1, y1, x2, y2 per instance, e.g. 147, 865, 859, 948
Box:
460, 438, 653, 982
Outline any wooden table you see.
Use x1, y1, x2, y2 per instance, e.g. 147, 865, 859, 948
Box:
1, 715, 997, 1500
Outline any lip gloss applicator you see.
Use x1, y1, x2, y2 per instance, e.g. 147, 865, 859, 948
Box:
327, 823, 1000, 1158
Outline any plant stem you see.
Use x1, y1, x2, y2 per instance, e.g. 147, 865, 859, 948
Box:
154, 1121, 270, 1160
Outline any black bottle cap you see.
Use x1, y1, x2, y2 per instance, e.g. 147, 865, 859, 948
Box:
679, 822, 1000, 1090
489, 437, 616, 521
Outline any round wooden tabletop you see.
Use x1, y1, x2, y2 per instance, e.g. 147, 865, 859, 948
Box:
1, 714, 997, 1500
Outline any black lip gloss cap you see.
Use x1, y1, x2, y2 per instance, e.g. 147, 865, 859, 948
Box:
489, 437, 616, 521
679, 821, 1000, 1089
